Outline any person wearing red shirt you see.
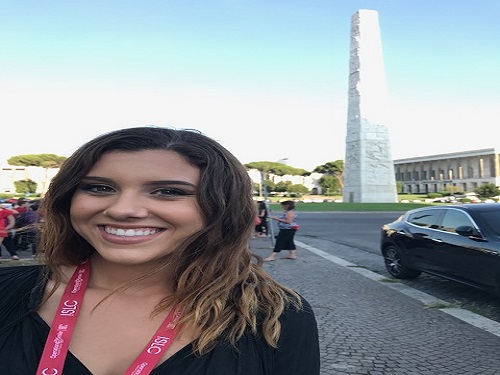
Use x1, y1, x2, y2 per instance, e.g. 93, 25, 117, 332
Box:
2, 198, 30, 260
12, 198, 29, 216
0, 206, 16, 260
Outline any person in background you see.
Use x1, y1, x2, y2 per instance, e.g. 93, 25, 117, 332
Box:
6, 197, 31, 256
16, 199, 42, 256
264, 200, 299, 261
0, 126, 320, 374
0, 205, 17, 260
254, 200, 268, 237
3, 198, 29, 256
13, 197, 30, 216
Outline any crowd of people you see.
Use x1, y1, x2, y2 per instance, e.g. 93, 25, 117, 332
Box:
0, 197, 43, 261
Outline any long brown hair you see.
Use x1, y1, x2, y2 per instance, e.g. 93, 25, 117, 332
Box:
40, 126, 301, 354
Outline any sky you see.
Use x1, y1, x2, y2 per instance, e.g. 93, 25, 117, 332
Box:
1, 0, 499, 171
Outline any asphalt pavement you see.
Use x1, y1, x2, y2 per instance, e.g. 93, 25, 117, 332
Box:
251, 235, 500, 375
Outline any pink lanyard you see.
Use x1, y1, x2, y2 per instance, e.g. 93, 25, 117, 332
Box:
36, 261, 182, 375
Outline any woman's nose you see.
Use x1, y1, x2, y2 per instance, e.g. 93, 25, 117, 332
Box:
102, 194, 150, 219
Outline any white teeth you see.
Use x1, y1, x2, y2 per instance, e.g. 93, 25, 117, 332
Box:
104, 227, 158, 237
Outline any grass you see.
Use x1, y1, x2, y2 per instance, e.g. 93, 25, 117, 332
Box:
268, 201, 436, 212
424, 302, 460, 309
455, 300, 498, 319
264, 193, 440, 212
379, 278, 402, 283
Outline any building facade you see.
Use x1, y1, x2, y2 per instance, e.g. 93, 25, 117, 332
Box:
395, 148, 500, 194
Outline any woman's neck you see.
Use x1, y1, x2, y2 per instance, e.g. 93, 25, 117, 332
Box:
83, 253, 175, 296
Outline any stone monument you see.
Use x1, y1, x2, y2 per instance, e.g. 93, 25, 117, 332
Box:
342, 9, 398, 203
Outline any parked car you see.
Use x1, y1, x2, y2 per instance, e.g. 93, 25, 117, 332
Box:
380, 203, 500, 295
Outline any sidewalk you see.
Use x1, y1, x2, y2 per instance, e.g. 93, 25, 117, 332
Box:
251, 236, 500, 375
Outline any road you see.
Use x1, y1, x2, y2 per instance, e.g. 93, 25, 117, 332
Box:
292, 211, 401, 253
292, 211, 500, 323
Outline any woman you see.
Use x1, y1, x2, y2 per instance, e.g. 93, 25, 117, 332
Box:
0, 205, 19, 260
263, 200, 298, 261
254, 200, 268, 237
0, 126, 319, 374
15, 199, 43, 256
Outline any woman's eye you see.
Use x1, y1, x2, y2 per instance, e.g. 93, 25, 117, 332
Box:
152, 188, 191, 197
79, 184, 115, 193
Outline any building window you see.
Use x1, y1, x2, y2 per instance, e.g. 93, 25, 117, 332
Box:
467, 166, 474, 178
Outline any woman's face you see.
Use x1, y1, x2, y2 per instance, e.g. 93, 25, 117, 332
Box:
70, 150, 204, 265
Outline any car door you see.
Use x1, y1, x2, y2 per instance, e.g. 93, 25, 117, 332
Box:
402, 208, 446, 271
431, 209, 498, 288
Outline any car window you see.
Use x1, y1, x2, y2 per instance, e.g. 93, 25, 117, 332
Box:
439, 209, 475, 233
407, 209, 442, 229
476, 210, 500, 236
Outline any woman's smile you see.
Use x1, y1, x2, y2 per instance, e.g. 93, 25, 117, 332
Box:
101, 225, 165, 237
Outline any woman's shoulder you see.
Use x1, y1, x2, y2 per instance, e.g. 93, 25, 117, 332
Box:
274, 294, 320, 373
281, 295, 315, 324
0, 264, 43, 280
0, 265, 45, 308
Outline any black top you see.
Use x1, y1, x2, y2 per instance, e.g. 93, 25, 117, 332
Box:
0, 266, 320, 374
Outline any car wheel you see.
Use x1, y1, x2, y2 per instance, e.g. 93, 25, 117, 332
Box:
383, 245, 422, 279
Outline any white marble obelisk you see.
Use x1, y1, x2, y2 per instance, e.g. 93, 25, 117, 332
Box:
342, 9, 397, 203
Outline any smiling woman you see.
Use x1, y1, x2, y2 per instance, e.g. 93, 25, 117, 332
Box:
0, 126, 320, 375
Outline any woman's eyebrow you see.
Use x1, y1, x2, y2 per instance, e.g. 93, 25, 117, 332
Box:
82, 176, 197, 188
146, 180, 198, 188
81, 176, 113, 183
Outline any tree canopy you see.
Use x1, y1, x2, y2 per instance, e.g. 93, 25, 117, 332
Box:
244, 161, 310, 176
313, 160, 344, 189
313, 160, 344, 176
7, 153, 67, 195
475, 183, 500, 198
8, 154, 67, 168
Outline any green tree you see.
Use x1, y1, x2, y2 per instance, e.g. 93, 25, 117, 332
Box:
8, 154, 67, 195
289, 184, 309, 195
245, 161, 310, 196
396, 181, 403, 193
313, 160, 344, 190
275, 181, 293, 193
13, 179, 38, 194
264, 179, 276, 193
475, 183, 500, 198
244, 161, 310, 178
318, 175, 340, 195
